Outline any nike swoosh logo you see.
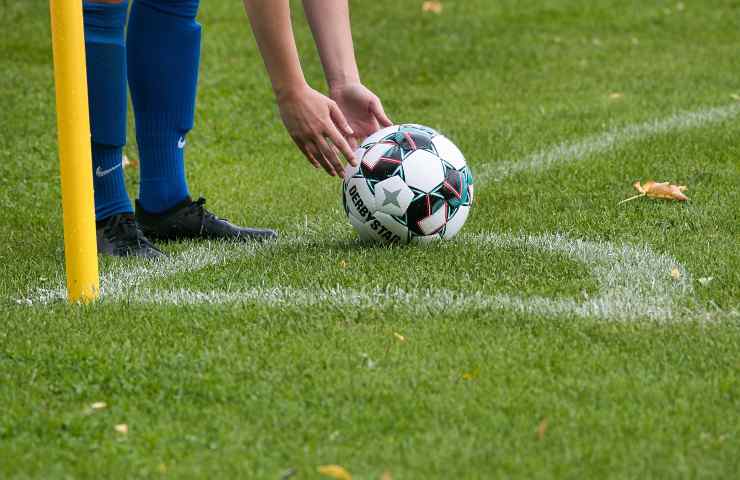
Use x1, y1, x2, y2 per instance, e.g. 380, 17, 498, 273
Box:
95, 162, 122, 178
178, 137, 186, 149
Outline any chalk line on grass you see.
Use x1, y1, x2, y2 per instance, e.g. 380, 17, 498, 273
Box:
21, 103, 738, 319
476, 103, 740, 185
23, 241, 259, 305
114, 231, 692, 320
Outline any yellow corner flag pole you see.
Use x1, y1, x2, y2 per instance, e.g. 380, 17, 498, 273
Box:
49, 0, 100, 302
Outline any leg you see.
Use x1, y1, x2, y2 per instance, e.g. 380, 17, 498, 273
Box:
127, 0, 277, 242
126, 0, 201, 214
83, 0, 132, 221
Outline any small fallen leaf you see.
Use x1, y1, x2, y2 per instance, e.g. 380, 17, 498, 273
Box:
671, 268, 681, 281
340, 260, 348, 268
536, 417, 549, 440
618, 180, 688, 205
422, 1, 443, 14
608, 92, 624, 100
393, 332, 406, 342
380, 472, 393, 480
462, 367, 480, 381
318, 465, 352, 480
83, 401, 108, 415
698, 277, 713, 286
114, 423, 128, 434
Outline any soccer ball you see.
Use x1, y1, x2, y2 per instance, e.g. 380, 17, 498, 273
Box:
342, 124, 474, 244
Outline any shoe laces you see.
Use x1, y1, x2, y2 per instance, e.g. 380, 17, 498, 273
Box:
188, 197, 228, 234
105, 214, 156, 252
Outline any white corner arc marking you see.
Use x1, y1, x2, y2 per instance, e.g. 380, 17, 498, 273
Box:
114, 231, 693, 321
20, 104, 739, 320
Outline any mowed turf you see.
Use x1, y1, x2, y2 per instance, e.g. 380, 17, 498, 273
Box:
1, 0, 739, 478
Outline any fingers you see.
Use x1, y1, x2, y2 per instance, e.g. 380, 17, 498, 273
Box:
282, 87, 367, 177
370, 98, 393, 127
294, 125, 354, 178
330, 103, 354, 138
306, 141, 336, 176
296, 141, 321, 170
325, 124, 356, 167
329, 104, 359, 165
347, 135, 359, 151
316, 137, 345, 177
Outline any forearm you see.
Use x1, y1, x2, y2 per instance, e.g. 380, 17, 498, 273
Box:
302, 0, 360, 89
242, 0, 307, 98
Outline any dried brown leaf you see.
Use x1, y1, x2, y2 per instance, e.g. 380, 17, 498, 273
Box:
462, 367, 480, 381
632, 180, 646, 194
422, 1, 443, 14
380, 472, 393, 480
619, 180, 688, 205
536, 417, 548, 440
671, 267, 681, 281
318, 465, 352, 480
642, 180, 688, 201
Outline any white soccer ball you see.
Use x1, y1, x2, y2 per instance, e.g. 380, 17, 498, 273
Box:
342, 124, 474, 244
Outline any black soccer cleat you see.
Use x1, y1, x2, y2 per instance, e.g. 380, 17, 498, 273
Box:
96, 213, 166, 259
135, 196, 278, 242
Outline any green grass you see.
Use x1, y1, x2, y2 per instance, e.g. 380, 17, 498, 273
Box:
1, 0, 739, 478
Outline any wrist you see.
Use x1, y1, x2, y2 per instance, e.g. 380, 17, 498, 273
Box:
274, 79, 310, 103
327, 72, 361, 92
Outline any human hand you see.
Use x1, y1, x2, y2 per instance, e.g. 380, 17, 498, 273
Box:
330, 82, 392, 149
277, 84, 356, 177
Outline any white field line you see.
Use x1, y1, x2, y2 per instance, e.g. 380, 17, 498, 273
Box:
22, 241, 260, 305
20, 103, 738, 319
475, 103, 740, 185
120, 231, 693, 321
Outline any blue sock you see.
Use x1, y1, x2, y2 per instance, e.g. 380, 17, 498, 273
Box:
127, 0, 201, 213
83, 1, 133, 221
